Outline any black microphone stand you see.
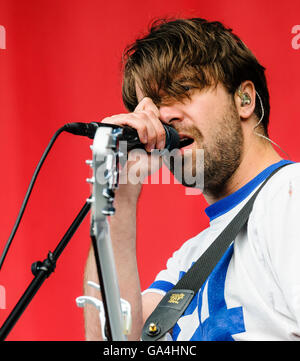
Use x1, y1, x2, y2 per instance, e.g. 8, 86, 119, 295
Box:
0, 200, 91, 341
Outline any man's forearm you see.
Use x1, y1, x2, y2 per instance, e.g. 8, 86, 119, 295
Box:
83, 183, 143, 341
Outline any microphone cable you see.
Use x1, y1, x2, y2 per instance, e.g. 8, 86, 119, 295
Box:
0, 125, 68, 269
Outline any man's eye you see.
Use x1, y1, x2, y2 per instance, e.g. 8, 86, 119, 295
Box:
182, 85, 194, 92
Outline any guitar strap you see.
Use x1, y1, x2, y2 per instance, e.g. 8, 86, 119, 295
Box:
141, 163, 290, 341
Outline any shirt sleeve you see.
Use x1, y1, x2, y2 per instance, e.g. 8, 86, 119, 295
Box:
142, 229, 205, 295
142, 247, 183, 295
255, 171, 300, 329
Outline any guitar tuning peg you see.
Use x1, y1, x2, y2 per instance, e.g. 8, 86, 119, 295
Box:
102, 206, 116, 216
102, 188, 115, 202
86, 177, 95, 184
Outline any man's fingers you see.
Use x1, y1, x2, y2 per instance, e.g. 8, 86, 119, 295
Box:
135, 97, 160, 117
102, 114, 145, 143
102, 97, 165, 151
135, 97, 165, 149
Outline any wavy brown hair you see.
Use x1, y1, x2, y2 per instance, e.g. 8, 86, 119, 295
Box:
122, 18, 270, 135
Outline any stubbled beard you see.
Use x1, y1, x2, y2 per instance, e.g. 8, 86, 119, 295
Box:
202, 121, 243, 198
166, 102, 244, 197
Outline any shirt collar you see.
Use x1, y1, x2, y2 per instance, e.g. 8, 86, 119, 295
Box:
204, 159, 293, 222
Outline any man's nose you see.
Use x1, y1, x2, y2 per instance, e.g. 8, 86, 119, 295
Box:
159, 104, 184, 124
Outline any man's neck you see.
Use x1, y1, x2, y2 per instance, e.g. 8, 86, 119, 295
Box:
204, 138, 283, 205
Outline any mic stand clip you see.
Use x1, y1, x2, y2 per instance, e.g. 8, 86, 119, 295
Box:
31, 251, 56, 277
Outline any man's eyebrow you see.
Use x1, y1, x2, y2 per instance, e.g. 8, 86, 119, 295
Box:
176, 77, 189, 82
173, 75, 194, 83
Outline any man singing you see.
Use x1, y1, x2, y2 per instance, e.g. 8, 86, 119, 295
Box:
83, 18, 299, 341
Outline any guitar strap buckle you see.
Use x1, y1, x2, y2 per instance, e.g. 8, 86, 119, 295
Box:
142, 289, 195, 341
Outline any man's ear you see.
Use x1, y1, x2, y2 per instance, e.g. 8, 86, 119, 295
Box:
235, 81, 256, 120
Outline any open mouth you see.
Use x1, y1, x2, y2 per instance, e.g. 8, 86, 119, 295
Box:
179, 137, 194, 149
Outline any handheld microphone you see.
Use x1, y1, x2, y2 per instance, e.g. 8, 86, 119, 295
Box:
63, 122, 181, 151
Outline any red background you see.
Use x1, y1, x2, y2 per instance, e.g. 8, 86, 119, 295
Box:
0, 0, 299, 340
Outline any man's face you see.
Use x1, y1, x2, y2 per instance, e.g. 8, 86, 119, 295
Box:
136, 82, 244, 197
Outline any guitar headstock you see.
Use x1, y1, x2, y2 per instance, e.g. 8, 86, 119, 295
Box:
87, 125, 124, 233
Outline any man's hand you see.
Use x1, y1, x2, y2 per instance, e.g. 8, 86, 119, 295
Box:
102, 97, 166, 188
103, 97, 165, 152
